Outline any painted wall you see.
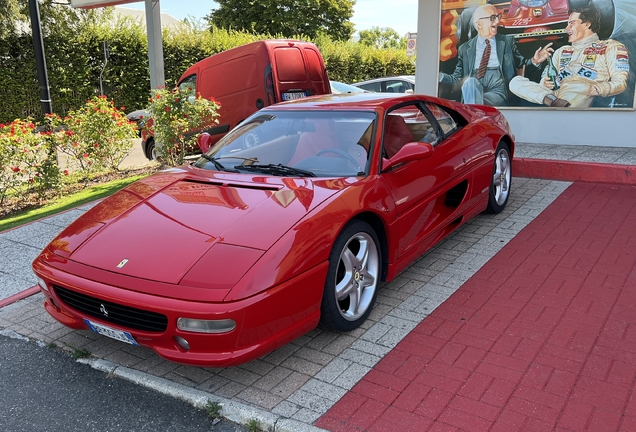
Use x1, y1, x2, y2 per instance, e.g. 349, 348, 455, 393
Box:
415, 1, 636, 147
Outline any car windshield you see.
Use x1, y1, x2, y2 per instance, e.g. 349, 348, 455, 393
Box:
518, 0, 548, 6
193, 110, 376, 178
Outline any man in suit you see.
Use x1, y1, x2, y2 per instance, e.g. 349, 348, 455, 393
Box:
439, 3, 554, 106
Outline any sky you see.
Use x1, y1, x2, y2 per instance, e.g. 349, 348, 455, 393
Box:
121, 0, 419, 37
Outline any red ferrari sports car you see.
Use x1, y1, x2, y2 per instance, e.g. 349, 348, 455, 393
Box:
32, 93, 514, 366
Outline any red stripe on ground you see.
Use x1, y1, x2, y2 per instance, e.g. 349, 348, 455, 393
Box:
514, 158, 636, 185
317, 182, 636, 431
0, 286, 40, 308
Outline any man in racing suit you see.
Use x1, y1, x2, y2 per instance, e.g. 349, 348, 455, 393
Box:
509, 5, 629, 108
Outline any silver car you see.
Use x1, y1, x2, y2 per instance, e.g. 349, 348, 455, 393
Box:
351, 75, 415, 93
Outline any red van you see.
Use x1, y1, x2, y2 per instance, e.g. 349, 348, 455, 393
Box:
137, 40, 331, 159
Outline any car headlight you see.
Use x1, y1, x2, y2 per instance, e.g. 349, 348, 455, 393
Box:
177, 318, 236, 333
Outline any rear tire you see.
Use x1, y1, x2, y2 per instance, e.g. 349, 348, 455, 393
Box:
485, 141, 511, 214
145, 138, 157, 161
320, 220, 381, 332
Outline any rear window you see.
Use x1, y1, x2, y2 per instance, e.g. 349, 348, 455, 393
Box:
200, 54, 258, 98
273, 47, 307, 82
303, 48, 323, 81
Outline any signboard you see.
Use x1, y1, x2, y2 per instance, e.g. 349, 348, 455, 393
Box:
70, 0, 141, 8
406, 32, 417, 58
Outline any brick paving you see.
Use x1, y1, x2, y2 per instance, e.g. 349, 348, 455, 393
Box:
0, 178, 569, 427
316, 182, 636, 431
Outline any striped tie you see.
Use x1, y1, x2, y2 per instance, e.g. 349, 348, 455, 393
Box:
477, 39, 491, 79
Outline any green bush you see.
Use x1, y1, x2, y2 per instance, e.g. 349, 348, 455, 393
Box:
0, 119, 60, 205
0, 6, 414, 125
146, 86, 220, 166
47, 96, 137, 175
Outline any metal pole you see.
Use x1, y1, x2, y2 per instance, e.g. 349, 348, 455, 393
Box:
145, 0, 165, 89
28, 0, 52, 115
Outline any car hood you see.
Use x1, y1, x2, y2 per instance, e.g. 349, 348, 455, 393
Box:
49, 169, 354, 285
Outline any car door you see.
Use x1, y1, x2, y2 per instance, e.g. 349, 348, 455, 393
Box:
380, 101, 473, 257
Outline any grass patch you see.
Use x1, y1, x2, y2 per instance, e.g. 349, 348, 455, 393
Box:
205, 400, 222, 418
0, 174, 146, 233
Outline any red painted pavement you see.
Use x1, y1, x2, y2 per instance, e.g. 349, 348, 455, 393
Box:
316, 182, 636, 431
514, 158, 636, 185
0, 286, 40, 308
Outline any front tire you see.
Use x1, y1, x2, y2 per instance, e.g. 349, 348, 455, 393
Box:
320, 220, 381, 332
485, 141, 511, 214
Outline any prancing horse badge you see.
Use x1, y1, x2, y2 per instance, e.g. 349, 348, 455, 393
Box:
117, 259, 129, 269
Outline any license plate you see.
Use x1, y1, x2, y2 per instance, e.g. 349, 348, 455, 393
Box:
282, 92, 306, 101
84, 319, 139, 346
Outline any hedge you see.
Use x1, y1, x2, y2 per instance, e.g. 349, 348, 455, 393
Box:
0, 9, 414, 125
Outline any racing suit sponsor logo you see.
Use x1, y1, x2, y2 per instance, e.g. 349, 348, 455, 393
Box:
555, 68, 572, 85
559, 49, 574, 68
584, 44, 607, 55
583, 54, 597, 68
616, 62, 630, 72
577, 66, 598, 80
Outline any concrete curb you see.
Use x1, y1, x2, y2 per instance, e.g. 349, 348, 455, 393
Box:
77, 357, 328, 432
514, 158, 636, 185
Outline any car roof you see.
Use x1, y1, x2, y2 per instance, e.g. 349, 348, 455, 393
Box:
262, 92, 420, 110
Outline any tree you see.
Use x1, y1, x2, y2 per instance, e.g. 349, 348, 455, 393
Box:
358, 26, 405, 50
0, 0, 26, 39
206, 0, 356, 42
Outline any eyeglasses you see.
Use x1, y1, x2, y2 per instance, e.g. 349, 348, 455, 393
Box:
478, 13, 502, 22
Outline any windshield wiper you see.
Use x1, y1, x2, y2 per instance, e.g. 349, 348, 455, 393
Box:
199, 154, 240, 173
235, 163, 316, 177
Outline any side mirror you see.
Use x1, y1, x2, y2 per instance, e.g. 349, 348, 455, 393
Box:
382, 142, 434, 171
197, 132, 212, 153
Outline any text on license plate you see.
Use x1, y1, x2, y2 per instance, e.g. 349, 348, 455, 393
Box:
282, 92, 307, 101
84, 319, 139, 346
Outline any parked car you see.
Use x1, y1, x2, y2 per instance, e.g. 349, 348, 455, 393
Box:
351, 75, 415, 93
139, 39, 331, 159
329, 80, 369, 94
33, 92, 514, 367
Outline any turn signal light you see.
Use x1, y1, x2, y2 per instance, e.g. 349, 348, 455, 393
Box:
177, 318, 236, 334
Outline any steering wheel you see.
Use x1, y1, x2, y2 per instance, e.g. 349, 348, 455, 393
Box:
315, 148, 362, 171
242, 130, 260, 149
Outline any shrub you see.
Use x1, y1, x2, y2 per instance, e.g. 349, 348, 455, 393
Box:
0, 119, 60, 205
146, 86, 221, 166
47, 96, 138, 176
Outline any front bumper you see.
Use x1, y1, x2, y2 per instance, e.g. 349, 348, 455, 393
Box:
33, 252, 327, 367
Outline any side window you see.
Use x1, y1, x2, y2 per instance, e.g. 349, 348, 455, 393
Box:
384, 104, 441, 154
385, 80, 406, 93
178, 75, 197, 103
424, 102, 462, 137
358, 82, 381, 92
383, 103, 441, 158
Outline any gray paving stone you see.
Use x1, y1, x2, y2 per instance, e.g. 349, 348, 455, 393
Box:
287, 389, 333, 412
291, 407, 322, 423
269, 371, 311, 399
331, 362, 372, 390
271, 400, 302, 417
237, 386, 284, 410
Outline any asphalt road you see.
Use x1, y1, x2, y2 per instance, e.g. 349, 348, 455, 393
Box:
0, 333, 247, 432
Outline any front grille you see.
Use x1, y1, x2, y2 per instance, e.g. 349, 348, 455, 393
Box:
53, 285, 168, 332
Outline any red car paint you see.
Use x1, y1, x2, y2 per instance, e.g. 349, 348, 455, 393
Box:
33, 93, 514, 366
